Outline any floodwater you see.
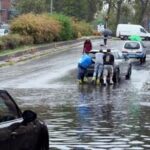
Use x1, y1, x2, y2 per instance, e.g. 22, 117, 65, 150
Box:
48, 67, 150, 150
0, 39, 149, 149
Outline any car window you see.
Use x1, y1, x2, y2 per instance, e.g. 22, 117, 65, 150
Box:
140, 42, 146, 48
140, 28, 146, 33
124, 42, 140, 49
4, 29, 8, 34
0, 92, 20, 123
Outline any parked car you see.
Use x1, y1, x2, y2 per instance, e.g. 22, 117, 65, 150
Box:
0, 29, 9, 36
122, 41, 147, 63
86, 49, 132, 83
0, 90, 49, 150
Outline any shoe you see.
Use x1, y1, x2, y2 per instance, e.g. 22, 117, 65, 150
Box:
83, 77, 88, 82
92, 77, 96, 84
103, 82, 107, 86
109, 80, 114, 85
103, 77, 107, 86
78, 80, 83, 84
96, 79, 100, 85
92, 77, 96, 81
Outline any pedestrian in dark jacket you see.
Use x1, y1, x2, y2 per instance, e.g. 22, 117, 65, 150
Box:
103, 32, 108, 46
83, 38, 92, 53
103, 49, 114, 85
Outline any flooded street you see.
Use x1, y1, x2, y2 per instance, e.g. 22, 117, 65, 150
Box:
0, 39, 150, 149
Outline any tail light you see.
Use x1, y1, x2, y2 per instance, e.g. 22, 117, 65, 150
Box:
122, 50, 128, 53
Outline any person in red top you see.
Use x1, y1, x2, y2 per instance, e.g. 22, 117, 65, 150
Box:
83, 38, 92, 54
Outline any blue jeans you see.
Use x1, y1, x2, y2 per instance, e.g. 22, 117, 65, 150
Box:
93, 63, 103, 78
78, 64, 86, 81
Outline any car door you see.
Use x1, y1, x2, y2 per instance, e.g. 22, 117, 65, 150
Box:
141, 42, 147, 55
115, 52, 129, 76
0, 91, 22, 150
0, 90, 39, 150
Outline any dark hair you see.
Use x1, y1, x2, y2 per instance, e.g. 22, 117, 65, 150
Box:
107, 49, 111, 52
99, 49, 103, 52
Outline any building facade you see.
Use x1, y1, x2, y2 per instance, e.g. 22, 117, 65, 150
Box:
0, 0, 11, 23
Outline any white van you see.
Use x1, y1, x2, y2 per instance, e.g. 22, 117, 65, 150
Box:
116, 24, 150, 40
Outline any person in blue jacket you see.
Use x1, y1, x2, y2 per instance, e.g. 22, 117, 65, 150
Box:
78, 53, 93, 84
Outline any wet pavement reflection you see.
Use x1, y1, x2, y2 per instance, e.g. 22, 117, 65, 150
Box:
47, 83, 150, 150
0, 40, 149, 150
5, 62, 150, 150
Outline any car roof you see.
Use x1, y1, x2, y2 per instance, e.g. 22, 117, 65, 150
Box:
124, 40, 141, 44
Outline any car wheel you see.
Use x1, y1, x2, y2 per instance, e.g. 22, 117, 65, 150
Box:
145, 37, 149, 41
113, 68, 120, 83
124, 36, 128, 40
143, 55, 146, 63
37, 125, 49, 150
140, 58, 143, 64
126, 66, 132, 80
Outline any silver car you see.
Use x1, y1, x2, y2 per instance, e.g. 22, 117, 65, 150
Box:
122, 41, 147, 63
87, 49, 132, 83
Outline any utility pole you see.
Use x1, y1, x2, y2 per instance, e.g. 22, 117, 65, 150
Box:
50, 0, 53, 13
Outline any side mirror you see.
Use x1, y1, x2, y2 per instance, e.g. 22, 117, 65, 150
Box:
22, 110, 37, 124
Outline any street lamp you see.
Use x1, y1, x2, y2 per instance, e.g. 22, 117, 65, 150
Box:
50, 0, 53, 13
104, 16, 109, 29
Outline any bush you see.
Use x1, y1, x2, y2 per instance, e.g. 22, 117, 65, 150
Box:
0, 40, 5, 50
10, 13, 61, 44
19, 35, 34, 45
0, 34, 34, 49
72, 21, 93, 38
93, 30, 101, 36
1, 34, 21, 49
51, 14, 74, 41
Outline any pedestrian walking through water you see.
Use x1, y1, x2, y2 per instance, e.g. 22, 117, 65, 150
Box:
103, 49, 114, 85
83, 38, 92, 54
103, 32, 108, 46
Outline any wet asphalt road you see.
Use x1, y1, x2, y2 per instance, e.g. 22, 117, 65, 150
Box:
0, 39, 150, 150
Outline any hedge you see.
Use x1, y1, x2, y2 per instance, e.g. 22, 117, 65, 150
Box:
11, 13, 61, 44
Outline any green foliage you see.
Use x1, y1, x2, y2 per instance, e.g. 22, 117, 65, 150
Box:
10, 13, 61, 44
16, 0, 49, 14
0, 41, 5, 50
51, 14, 74, 41
53, 0, 102, 22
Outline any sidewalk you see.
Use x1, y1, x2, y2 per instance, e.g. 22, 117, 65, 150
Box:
0, 36, 100, 67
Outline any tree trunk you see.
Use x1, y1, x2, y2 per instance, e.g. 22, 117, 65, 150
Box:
138, 0, 149, 25
116, 0, 123, 28
107, 0, 112, 16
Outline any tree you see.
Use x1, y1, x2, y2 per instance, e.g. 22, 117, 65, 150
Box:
16, 0, 48, 14
53, 0, 103, 21
134, 0, 149, 24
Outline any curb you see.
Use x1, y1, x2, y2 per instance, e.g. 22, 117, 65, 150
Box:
0, 36, 101, 67
0, 36, 100, 62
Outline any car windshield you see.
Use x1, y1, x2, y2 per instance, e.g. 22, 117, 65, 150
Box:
124, 42, 140, 49
112, 51, 124, 59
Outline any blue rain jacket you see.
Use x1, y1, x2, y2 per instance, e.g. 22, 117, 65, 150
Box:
78, 54, 93, 69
